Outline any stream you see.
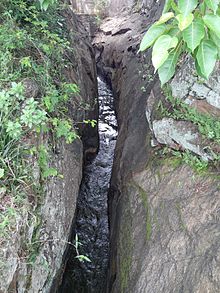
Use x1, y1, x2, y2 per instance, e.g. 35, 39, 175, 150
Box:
59, 77, 117, 293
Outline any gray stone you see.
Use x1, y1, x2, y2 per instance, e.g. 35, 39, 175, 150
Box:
207, 90, 220, 109
189, 83, 210, 99
22, 78, 39, 99
152, 118, 213, 161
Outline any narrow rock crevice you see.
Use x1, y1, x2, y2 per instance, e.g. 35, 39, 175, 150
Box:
58, 75, 117, 293
55, 3, 220, 292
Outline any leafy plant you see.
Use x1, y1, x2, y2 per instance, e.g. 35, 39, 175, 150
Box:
74, 234, 91, 263
139, 0, 220, 85
83, 119, 97, 128
161, 86, 220, 144
172, 149, 209, 171
0, 0, 83, 260
39, 0, 57, 11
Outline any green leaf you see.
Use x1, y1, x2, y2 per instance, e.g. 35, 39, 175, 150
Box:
176, 13, 194, 31
76, 255, 92, 262
43, 167, 58, 178
168, 27, 180, 37
195, 58, 207, 79
200, 2, 206, 14
163, 0, 172, 13
152, 51, 169, 72
210, 31, 220, 58
75, 234, 79, 249
0, 169, 4, 179
178, 0, 198, 16
203, 14, 220, 39
152, 35, 178, 70
158, 50, 180, 85
39, 0, 55, 11
156, 12, 174, 25
205, 0, 219, 14
139, 24, 166, 52
183, 19, 205, 52
171, 0, 181, 13
196, 40, 218, 79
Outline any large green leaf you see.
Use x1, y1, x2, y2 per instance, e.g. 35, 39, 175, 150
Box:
205, 0, 219, 14
139, 24, 166, 52
183, 19, 205, 52
168, 27, 180, 37
153, 35, 179, 52
158, 50, 179, 85
178, 0, 198, 16
152, 51, 169, 72
152, 35, 178, 70
163, 0, 172, 13
203, 14, 220, 39
210, 31, 220, 58
176, 13, 194, 31
156, 12, 174, 25
196, 40, 218, 79
195, 58, 206, 79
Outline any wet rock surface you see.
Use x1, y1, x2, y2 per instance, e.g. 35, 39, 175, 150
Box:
59, 78, 117, 293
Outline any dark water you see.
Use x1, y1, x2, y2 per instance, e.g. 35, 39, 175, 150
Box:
60, 77, 117, 293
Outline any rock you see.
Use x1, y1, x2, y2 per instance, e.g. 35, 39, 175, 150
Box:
206, 90, 220, 110
22, 78, 39, 99
0, 8, 99, 292
171, 58, 220, 112
188, 97, 220, 117
63, 9, 99, 157
152, 118, 213, 161
145, 58, 220, 162
107, 0, 154, 15
130, 164, 220, 293
95, 2, 220, 293
190, 83, 210, 99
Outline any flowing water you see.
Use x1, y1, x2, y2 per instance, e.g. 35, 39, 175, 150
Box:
60, 77, 117, 293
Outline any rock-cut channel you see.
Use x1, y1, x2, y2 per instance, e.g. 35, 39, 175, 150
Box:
59, 77, 117, 293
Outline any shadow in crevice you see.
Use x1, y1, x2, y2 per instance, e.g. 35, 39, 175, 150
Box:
58, 76, 117, 293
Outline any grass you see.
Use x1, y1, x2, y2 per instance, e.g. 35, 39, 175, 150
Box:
0, 0, 81, 271
155, 85, 220, 172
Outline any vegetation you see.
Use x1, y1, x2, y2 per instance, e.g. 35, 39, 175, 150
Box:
139, 1, 220, 171
160, 86, 220, 145
0, 0, 81, 265
139, 0, 220, 85
155, 85, 220, 172
134, 183, 151, 241
74, 234, 91, 263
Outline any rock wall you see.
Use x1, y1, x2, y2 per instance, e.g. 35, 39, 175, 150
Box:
71, 0, 96, 14
0, 9, 99, 293
108, 0, 153, 14
70, 0, 153, 16
94, 2, 220, 292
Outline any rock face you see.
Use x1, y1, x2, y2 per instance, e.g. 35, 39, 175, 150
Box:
94, 2, 220, 292
71, 0, 96, 14
108, 0, 154, 14
70, 0, 152, 16
0, 9, 98, 293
